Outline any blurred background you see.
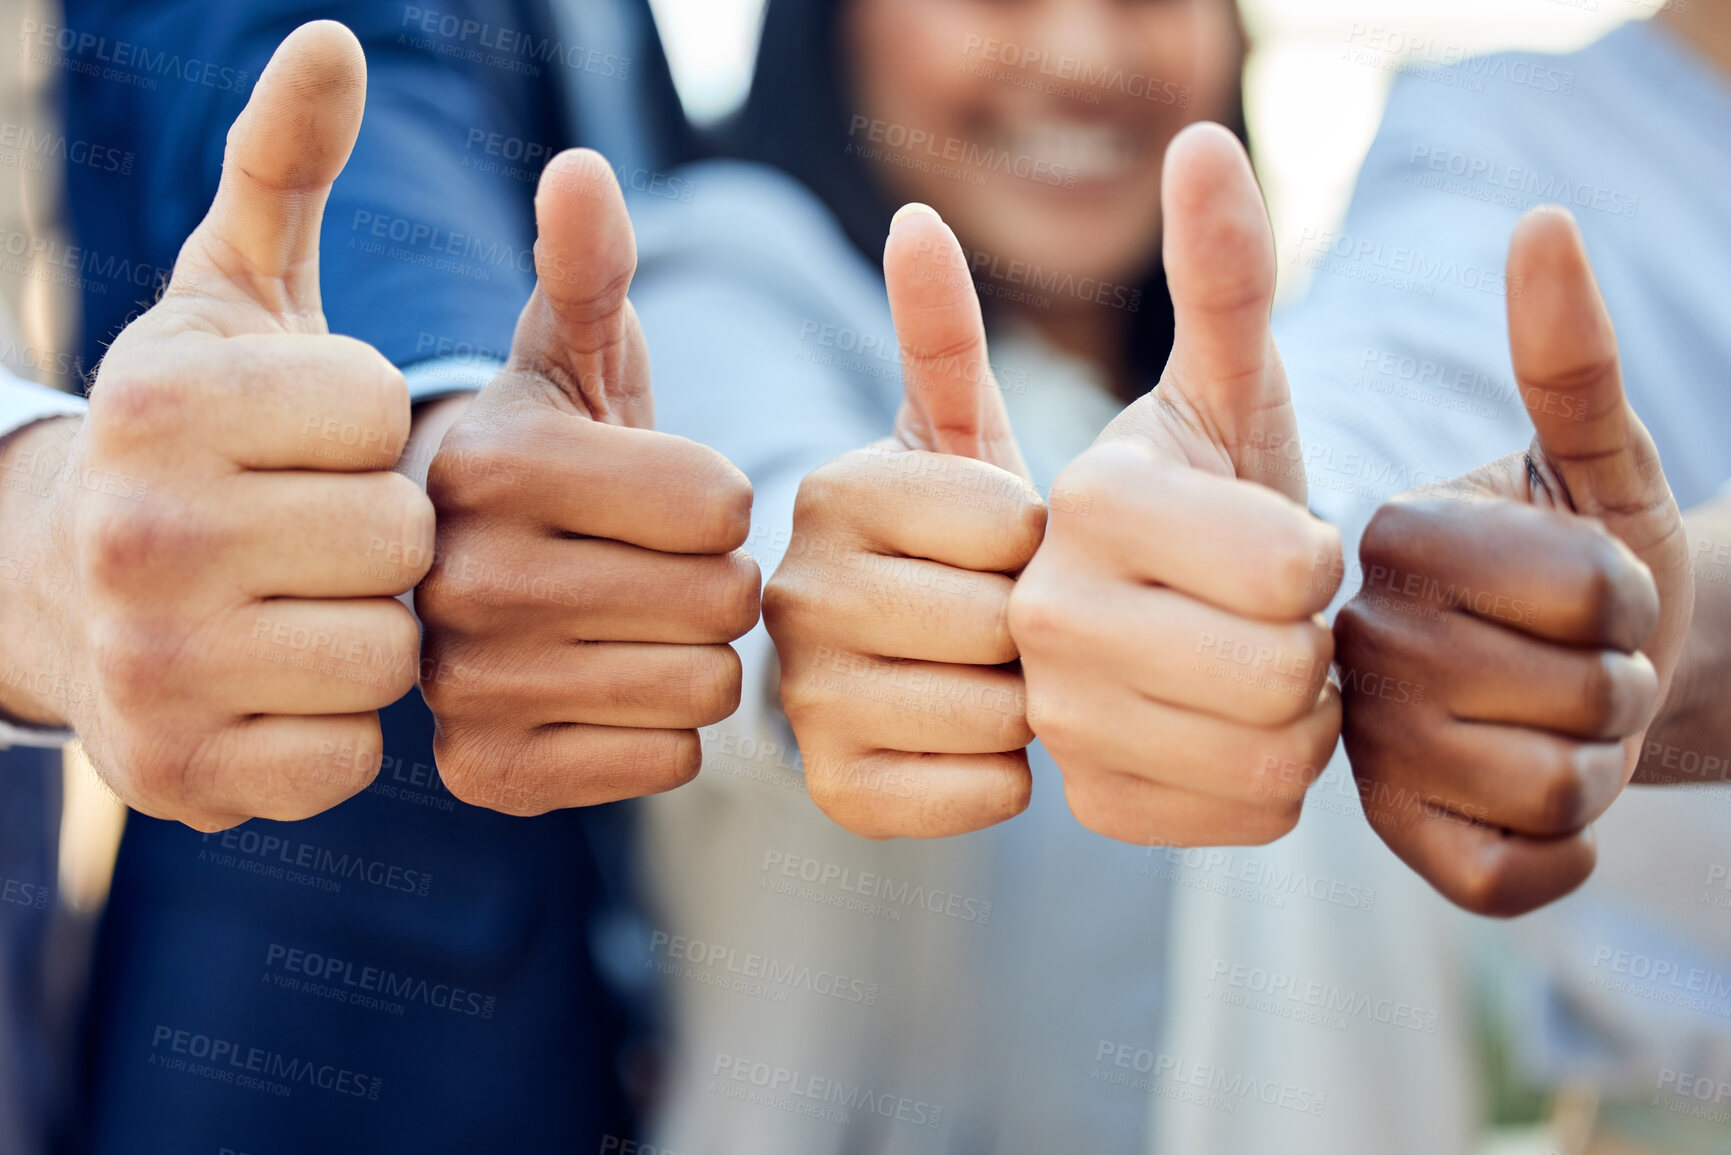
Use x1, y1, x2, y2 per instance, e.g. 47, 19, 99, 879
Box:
0, 1, 1684, 1152
647, 0, 1644, 304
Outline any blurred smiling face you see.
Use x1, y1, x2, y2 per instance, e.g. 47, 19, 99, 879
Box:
845, 0, 1243, 297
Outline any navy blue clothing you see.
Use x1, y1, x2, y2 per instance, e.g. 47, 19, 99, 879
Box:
57, 0, 688, 1147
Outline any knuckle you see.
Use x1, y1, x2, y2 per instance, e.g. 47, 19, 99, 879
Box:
1061, 776, 1120, 839
433, 731, 529, 813
92, 360, 183, 445
1049, 456, 1115, 529
428, 433, 526, 516
1449, 843, 1527, 918
1575, 535, 1656, 648
1006, 579, 1068, 657
86, 613, 170, 704
1011, 491, 1050, 558
983, 586, 1021, 666
1359, 500, 1422, 568
1261, 517, 1330, 615
1332, 600, 1372, 658
649, 730, 703, 794
684, 646, 743, 726
702, 552, 763, 640
689, 454, 753, 553
387, 477, 438, 582
1287, 708, 1342, 777
107, 734, 181, 804
1576, 543, 1622, 638
792, 459, 854, 527
992, 758, 1033, 822
412, 567, 468, 634
775, 661, 830, 725
81, 500, 203, 589
1237, 803, 1304, 847
1531, 746, 1590, 836
1577, 652, 1622, 733
1027, 690, 1083, 749
375, 602, 423, 690
417, 639, 480, 716
413, 536, 497, 635
761, 571, 819, 642
803, 755, 871, 828
329, 339, 412, 448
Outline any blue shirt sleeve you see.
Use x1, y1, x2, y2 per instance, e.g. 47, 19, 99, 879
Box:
60, 0, 559, 390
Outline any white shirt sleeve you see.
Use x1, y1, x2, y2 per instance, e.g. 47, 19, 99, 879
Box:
0, 373, 83, 749
0, 373, 85, 440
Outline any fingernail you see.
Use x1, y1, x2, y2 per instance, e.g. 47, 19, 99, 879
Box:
891, 202, 942, 229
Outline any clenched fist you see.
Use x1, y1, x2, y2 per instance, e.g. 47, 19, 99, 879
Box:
1009, 124, 1343, 848
763, 204, 1046, 839
1335, 208, 1693, 917
415, 150, 760, 815
0, 24, 434, 830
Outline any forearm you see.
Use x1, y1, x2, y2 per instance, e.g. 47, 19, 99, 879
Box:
1638, 494, 1731, 784
0, 416, 80, 728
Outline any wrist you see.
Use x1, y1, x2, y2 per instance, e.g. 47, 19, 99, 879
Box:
0, 416, 81, 728
1637, 496, 1731, 782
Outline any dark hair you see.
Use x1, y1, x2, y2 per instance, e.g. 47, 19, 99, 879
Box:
716, 0, 1248, 400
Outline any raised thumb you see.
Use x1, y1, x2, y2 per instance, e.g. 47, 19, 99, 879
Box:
171, 21, 366, 314
884, 204, 1028, 478
1508, 207, 1675, 528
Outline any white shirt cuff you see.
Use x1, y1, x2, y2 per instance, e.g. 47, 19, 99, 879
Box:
0, 376, 81, 748
0, 720, 71, 750
0, 374, 86, 441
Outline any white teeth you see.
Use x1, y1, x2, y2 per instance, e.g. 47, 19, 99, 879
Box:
1005, 123, 1139, 182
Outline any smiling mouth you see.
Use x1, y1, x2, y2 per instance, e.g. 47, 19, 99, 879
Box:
996, 122, 1144, 183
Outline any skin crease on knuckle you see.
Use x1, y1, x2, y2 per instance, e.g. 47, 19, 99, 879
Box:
1453, 834, 1592, 919
1575, 532, 1659, 650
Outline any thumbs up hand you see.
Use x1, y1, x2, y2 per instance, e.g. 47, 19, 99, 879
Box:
762, 205, 1047, 839
1008, 124, 1344, 848
1335, 208, 1692, 916
0, 24, 434, 829
414, 150, 760, 815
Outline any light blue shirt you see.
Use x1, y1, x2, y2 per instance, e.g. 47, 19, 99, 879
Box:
629, 161, 1171, 1155
1276, 10, 1731, 1115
